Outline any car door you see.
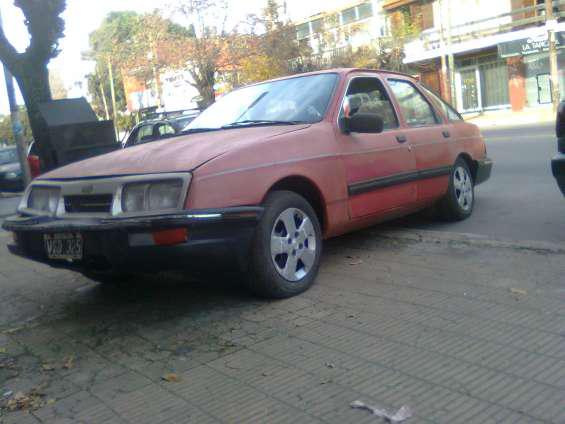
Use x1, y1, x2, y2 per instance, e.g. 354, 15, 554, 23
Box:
387, 78, 452, 202
336, 75, 417, 219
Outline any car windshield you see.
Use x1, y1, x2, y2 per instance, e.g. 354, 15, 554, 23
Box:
0, 148, 17, 165
184, 73, 338, 131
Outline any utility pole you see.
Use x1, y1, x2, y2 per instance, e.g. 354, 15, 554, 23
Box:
107, 60, 119, 141
445, 0, 456, 107
439, 20, 450, 101
0, 8, 31, 186
546, 0, 560, 112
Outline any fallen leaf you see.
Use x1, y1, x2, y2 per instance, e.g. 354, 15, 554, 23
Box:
0, 348, 6, 354
161, 373, 180, 383
46, 398, 56, 406
42, 364, 55, 371
63, 355, 75, 370
510, 288, 527, 296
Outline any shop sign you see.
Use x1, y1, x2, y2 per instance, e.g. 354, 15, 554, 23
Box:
498, 32, 565, 58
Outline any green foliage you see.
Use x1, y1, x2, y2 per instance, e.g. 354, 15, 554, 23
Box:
238, 0, 311, 85
86, 64, 126, 119
0, 109, 33, 145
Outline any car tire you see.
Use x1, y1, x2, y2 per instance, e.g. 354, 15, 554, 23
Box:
439, 158, 475, 221
247, 190, 322, 299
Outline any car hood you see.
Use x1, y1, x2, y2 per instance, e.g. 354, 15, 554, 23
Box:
0, 162, 20, 174
40, 124, 310, 180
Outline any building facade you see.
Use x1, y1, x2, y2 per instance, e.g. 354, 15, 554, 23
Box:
397, 0, 565, 112
295, 1, 387, 57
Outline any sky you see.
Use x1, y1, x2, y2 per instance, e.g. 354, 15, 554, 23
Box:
0, 0, 348, 115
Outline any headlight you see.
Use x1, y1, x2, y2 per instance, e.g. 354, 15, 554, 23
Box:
27, 186, 60, 214
5, 171, 21, 180
121, 179, 183, 213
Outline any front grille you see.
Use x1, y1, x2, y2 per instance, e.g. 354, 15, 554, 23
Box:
64, 194, 113, 213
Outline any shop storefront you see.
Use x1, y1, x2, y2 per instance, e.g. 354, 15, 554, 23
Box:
498, 31, 565, 109
454, 53, 511, 112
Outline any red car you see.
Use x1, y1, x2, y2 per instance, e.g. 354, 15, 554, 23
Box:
3, 69, 492, 298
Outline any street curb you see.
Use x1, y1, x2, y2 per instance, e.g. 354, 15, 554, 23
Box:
373, 227, 565, 255
0, 192, 22, 199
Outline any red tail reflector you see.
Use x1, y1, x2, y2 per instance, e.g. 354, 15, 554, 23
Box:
152, 228, 188, 246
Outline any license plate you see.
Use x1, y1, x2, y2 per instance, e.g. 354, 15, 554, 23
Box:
44, 233, 83, 260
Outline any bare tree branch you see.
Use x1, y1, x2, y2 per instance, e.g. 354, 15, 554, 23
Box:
0, 23, 20, 71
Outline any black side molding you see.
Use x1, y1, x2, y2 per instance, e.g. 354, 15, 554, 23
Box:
348, 166, 452, 196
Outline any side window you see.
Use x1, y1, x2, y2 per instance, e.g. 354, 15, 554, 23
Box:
341, 77, 399, 130
388, 79, 440, 127
157, 124, 176, 136
135, 125, 154, 144
422, 87, 463, 122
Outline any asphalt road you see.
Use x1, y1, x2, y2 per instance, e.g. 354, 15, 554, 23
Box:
1, 122, 563, 243
0, 194, 20, 219
394, 122, 565, 243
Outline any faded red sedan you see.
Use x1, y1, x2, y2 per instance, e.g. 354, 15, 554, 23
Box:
3, 69, 492, 298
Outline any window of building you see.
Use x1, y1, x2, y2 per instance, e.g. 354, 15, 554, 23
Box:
358, 3, 373, 20
341, 78, 399, 130
421, 2, 434, 30
311, 18, 323, 33
388, 79, 439, 127
296, 23, 310, 40
341, 7, 357, 25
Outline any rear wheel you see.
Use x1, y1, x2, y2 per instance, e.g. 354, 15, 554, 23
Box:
439, 158, 475, 221
247, 191, 322, 298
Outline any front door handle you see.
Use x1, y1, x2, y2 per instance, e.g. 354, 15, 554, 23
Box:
442, 130, 451, 138
396, 135, 407, 143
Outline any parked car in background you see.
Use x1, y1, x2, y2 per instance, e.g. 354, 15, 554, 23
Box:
3, 69, 492, 298
0, 146, 23, 191
123, 112, 200, 148
27, 141, 41, 180
552, 101, 565, 196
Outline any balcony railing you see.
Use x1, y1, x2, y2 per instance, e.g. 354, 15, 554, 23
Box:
408, 0, 565, 48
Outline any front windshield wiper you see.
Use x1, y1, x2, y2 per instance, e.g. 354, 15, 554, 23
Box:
221, 120, 308, 128
181, 127, 222, 135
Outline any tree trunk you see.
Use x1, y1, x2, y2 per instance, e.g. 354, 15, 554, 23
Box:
15, 66, 56, 172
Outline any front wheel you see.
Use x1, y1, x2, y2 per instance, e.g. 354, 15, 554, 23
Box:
439, 158, 475, 221
246, 191, 322, 299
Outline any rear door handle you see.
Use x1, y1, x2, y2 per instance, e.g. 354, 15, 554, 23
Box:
396, 135, 407, 143
442, 130, 451, 138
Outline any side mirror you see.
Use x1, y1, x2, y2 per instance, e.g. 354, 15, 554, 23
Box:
557, 101, 565, 139
341, 113, 384, 134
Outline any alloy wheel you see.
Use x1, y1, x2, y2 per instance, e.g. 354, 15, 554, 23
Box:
270, 208, 317, 282
453, 166, 473, 211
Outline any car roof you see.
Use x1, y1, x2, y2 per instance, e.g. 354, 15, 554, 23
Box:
244, 68, 416, 87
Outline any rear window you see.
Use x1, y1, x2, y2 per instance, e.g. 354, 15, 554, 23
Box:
422, 87, 463, 122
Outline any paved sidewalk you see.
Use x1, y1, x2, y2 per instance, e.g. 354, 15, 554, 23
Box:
464, 107, 555, 129
0, 227, 564, 423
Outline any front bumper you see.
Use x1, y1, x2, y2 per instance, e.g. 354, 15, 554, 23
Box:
2, 207, 263, 274
551, 152, 565, 196
475, 158, 493, 186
